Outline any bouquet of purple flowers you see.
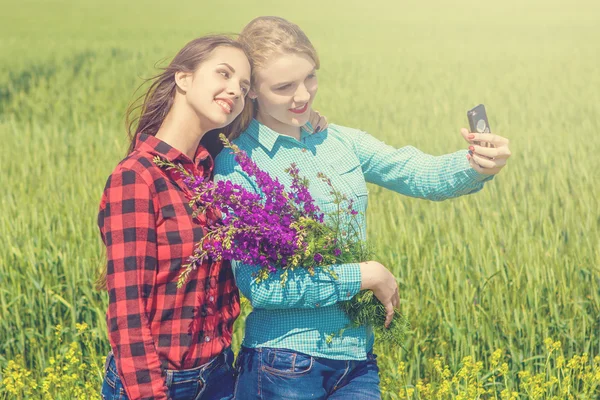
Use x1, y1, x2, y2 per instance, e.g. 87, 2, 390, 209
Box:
154, 134, 409, 346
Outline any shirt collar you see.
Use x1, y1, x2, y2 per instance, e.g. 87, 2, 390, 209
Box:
134, 133, 213, 174
245, 119, 313, 152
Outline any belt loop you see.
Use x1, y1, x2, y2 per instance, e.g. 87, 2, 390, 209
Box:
104, 350, 113, 373
224, 348, 230, 366
165, 369, 173, 387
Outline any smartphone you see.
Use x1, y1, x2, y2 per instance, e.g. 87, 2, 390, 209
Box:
467, 104, 492, 148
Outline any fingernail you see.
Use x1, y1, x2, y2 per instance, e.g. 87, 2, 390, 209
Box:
469, 146, 474, 152
467, 154, 471, 160
315, 125, 320, 132
468, 134, 475, 140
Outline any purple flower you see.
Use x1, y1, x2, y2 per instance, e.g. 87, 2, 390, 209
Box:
155, 137, 362, 289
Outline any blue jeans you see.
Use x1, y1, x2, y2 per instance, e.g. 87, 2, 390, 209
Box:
233, 347, 380, 399
101, 348, 235, 400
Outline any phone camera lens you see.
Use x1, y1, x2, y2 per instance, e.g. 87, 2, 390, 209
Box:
476, 119, 487, 133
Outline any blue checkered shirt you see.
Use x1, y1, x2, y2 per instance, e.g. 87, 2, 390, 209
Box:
214, 119, 492, 360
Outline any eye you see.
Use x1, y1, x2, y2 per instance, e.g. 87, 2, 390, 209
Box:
241, 86, 249, 96
307, 73, 316, 79
218, 70, 230, 79
275, 84, 291, 91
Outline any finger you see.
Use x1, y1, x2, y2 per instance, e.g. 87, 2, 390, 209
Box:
473, 152, 507, 169
462, 129, 494, 148
460, 128, 473, 144
472, 145, 511, 160
384, 303, 394, 328
311, 110, 321, 130
317, 116, 328, 131
471, 133, 509, 147
305, 111, 319, 133
393, 289, 400, 309
471, 153, 499, 169
469, 156, 501, 175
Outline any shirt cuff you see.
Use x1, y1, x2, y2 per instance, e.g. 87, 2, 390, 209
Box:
334, 263, 362, 301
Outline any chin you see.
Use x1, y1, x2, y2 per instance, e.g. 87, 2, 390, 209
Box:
206, 114, 231, 131
288, 115, 310, 127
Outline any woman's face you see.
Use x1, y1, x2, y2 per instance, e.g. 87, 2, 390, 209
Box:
183, 46, 251, 131
251, 52, 318, 131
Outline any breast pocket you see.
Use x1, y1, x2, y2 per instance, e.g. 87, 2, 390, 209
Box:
330, 156, 369, 211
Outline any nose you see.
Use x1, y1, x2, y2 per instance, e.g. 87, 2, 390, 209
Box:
294, 84, 310, 104
226, 82, 241, 99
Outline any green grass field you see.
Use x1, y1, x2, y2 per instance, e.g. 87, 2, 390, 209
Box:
1, 0, 599, 398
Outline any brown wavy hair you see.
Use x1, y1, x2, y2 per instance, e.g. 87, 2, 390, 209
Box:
96, 35, 250, 291
125, 34, 250, 157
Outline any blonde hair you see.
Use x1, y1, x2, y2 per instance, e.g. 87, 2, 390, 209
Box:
230, 16, 320, 139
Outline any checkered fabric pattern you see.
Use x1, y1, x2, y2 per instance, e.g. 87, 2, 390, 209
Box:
98, 133, 240, 400
214, 119, 492, 361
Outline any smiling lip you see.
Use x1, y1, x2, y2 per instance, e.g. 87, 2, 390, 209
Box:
215, 98, 234, 114
289, 103, 308, 114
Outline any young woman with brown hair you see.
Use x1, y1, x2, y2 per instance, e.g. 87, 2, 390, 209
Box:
97, 35, 251, 400
97, 32, 327, 400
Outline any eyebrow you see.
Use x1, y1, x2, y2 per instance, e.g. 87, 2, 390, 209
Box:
218, 63, 250, 87
272, 68, 317, 88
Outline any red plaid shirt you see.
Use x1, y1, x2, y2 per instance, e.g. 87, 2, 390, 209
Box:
98, 134, 240, 400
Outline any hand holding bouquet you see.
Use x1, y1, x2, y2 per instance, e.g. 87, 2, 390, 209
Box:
154, 134, 409, 346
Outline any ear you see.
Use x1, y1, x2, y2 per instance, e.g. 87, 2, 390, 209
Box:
174, 71, 192, 92
248, 89, 258, 100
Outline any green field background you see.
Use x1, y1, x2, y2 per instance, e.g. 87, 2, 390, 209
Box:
1, 0, 599, 398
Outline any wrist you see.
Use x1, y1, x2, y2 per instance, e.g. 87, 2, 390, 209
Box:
359, 261, 382, 290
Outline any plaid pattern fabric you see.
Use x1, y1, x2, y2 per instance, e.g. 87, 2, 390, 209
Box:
98, 134, 240, 400
214, 119, 492, 361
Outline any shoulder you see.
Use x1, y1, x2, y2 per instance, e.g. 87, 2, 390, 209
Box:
214, 147, 238, 177
318, 123, 369, 154
327, 124, 365, 136
214, 134, 254, 176
101, 151, 162, 195
327, 123, 366, 137
325, 123, 368, 143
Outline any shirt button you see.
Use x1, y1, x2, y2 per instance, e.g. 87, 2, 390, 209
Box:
346, 292, 352, 298
315, 303, 320, 307
205, 336, 211, 342
209, 296, 214, 302
301, 148, 307, 153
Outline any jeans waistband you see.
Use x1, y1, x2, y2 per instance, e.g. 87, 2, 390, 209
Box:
105, 348, 233, 377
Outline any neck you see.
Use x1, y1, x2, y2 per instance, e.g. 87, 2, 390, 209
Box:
256, 110, 301, 140
155, 97, 207, 160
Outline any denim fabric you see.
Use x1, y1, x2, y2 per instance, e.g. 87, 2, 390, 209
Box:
101, 348, 235, 400
233, 347, 380, 400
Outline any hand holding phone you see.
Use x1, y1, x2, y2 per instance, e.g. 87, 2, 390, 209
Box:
462, 103, 512, 175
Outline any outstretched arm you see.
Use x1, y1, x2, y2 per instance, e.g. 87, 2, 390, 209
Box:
352, 128, 510, 201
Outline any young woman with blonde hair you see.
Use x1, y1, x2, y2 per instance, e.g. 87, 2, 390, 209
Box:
214, 16, 511, 399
